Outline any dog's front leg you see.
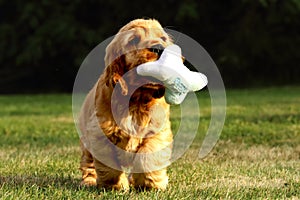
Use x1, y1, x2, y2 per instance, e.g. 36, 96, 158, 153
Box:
93, 159, 129, 190
131, 135, 172, 190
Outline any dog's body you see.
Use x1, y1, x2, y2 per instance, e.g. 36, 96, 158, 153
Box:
79, 19, 173, 190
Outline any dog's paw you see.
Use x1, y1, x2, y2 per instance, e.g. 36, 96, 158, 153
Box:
111, 181, 130, 191
80, 176, 97, 186
97, 174, 130, 191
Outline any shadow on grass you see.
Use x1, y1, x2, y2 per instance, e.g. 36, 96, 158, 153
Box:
0, 175, 99, 193
0, 175, 154, 194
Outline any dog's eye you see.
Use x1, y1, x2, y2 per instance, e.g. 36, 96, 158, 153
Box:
128, 36, 141, 46
161, 36, 167, 42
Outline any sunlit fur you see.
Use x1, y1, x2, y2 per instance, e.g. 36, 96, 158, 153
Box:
79, 19, 174, 190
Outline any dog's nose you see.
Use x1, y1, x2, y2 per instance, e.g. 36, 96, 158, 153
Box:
151, 44, 164, 51
150, 44, 164, 57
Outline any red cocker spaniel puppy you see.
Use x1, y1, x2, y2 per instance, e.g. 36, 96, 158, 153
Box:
79, 19, 174, 190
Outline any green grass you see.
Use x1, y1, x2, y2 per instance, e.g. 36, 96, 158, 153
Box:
0, 87, 299, 199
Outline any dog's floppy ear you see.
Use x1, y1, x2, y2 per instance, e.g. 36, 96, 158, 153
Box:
112, 73, 128, 96
104, 55, 128, 96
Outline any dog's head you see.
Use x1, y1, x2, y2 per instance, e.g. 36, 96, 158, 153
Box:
103, 19, 173, 103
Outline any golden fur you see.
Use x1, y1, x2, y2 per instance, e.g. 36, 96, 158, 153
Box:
79, 19, 173, 190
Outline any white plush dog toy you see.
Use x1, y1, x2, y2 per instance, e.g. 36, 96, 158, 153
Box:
137, 44, 208, 104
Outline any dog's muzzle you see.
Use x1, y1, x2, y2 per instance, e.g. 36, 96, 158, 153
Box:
148, 44, 165, 58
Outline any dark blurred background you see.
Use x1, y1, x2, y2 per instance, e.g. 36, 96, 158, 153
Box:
0, 0, 299, 93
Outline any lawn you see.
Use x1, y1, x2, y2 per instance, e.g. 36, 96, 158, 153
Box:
0, 87, 299, 199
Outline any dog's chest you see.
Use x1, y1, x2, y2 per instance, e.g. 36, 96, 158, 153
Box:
111, 101, 169, 155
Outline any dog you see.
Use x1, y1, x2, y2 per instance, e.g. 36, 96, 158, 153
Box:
78, 19, 174, 190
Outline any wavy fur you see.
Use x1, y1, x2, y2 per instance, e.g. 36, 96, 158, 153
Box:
79, 19, 174, 190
